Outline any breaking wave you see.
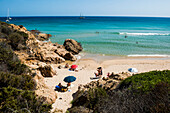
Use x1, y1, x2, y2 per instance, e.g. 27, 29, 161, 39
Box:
102, 32, 170, 36
128, 54, 170, 57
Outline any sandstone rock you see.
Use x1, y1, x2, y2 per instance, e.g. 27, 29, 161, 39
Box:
29, 42, 66, 63
69, 106, 93, 113
54, 47, 77, 61
33, 71, 57, 104
52, 108, 63, 113
10, 24, 27, 32
38, 65, 57, 77
97, 79, 107, 88
63, 39, 83, 55
37, 33, 52, 41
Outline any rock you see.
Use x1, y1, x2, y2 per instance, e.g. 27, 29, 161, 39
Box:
63, 39, 83, 55
33, 71, 57, 104
104, 82, 116, 90
29, 42, 66, 63
69, 106, 93, 113
54, 46, 77, 61
97, 79, 107, 88
52, 108, 63, 113
38, 65, 57, 77
10, 24, 27, 32
37, 33, 52, 41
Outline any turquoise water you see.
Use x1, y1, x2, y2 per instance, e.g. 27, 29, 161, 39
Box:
1, 16, 170, 56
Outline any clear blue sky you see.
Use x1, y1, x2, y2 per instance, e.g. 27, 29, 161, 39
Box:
0, 0, 170, 17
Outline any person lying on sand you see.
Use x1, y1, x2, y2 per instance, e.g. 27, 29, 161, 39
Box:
55, 83, 68, 92
55, 83, 63, 91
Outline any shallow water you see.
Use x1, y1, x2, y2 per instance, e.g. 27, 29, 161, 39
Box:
1, 16, 170, 56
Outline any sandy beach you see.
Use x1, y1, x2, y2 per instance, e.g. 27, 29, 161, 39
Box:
44, 56, 170, 112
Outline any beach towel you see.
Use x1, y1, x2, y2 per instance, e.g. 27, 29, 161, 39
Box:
90, 76, 101, 80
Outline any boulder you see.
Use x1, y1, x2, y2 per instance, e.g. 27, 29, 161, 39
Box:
63, 39, 83, 55
37, 33, 52, 41
38, 65, 57, 77
54, 46, 77, 61
29, 42, 66, 63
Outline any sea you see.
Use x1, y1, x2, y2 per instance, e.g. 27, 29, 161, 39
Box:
1, 16, 170, 58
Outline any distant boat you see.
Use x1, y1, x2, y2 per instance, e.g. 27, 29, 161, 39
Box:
6, 8, 12, 22
79, 13, 85, 19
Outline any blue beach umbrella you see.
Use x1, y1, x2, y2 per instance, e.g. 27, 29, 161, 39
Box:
128, 68, 138, 73
64, 76, 76, 83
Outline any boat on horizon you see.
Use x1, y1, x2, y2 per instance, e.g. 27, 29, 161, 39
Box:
79, 13, 85, 19
6, 8, 12, 22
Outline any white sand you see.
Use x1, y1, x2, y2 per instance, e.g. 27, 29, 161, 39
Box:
44, 57, 170, 113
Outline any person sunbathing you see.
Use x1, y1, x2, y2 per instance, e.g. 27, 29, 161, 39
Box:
94, 67, 103, 77
65, 63, 69, 68
55, 83, 63, 91
55, 83, 68, 92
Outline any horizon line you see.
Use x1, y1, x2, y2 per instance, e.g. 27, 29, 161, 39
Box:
0, 15, 170, 18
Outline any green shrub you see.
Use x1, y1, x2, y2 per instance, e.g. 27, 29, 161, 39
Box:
118, 70, 170, 93
0, 21, 10, 26
0, 87, 52, 113
71, 87, 107, 110
1, 25, 12, 35
0, 72, 36, 90
96, 82, 169, 113
69, 70, 170, 113
16, 31, 28, 41
0, 41, 29, 75
8, 33, 24, 50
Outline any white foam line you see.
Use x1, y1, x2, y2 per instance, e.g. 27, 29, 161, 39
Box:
119, 32, 170, 36
128, 54, 170, 57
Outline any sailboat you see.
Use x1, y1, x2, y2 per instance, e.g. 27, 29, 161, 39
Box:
6, 8, 12, 22
79, 13, 85, 19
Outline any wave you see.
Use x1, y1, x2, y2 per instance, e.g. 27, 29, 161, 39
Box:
119, 32, 170, 36
128, 54, 170, 57
101, 32, 170, 36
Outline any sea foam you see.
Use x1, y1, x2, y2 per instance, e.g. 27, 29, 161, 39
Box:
128, 54, 170, 57
119, 32, 170, 36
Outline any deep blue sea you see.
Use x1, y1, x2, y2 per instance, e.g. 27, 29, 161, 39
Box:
1, 16, 170, 57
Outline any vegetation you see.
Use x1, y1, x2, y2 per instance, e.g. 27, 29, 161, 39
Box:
0, 41, 29, 75
118, 70, 170, 93
0, 21, 28, 50
0, 72, 36, 90
71, 87, 107, 110
97, 82, 169, 113
69, 70, 170, 113
0, 86, 52, 113
0, 21, 52, 112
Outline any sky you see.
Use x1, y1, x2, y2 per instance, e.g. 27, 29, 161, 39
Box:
0, 0, 170, 17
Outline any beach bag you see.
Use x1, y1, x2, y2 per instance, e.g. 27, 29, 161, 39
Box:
61, 87, 68, 92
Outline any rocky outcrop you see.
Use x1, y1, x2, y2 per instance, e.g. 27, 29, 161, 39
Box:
63, 39, 83, 55
33, 71, 57, 104
69, 72, 132, 112
10, 24, 27, 32
7, 24, 82, 105
68, 106, 93, 113
37, 33, 52, 41
9, 24, 79, 64
30, 30, 52, 41
38, 64, 57, 77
